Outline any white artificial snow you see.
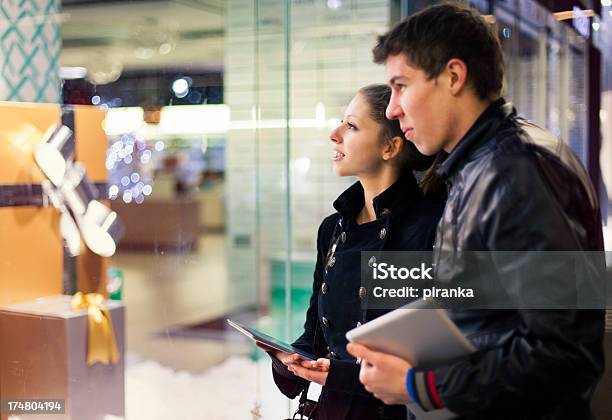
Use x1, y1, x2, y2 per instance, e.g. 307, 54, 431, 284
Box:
122, 354, 320, 420
9, 354, 322, 420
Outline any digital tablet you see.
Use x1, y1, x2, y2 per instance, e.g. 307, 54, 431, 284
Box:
346, 306, 475, 368
227, 319, 317, 361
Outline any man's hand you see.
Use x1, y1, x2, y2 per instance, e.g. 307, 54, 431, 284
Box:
347, 342, 412, 405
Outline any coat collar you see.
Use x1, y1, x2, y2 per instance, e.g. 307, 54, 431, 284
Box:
437, 98, 515, 179
332, 171, 421, 222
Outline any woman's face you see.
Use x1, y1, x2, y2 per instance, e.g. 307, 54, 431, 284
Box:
329, 93, 386, 178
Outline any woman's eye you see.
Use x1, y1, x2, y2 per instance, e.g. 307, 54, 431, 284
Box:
347, 122, 356, 130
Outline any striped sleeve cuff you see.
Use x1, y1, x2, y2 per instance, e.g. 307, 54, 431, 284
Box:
406, 368, 444, 411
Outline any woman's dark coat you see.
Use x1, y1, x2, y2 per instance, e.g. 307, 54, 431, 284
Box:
270, 172, 444, 420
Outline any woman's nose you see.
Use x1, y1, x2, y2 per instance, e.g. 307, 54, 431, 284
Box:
329, 125, 342, 143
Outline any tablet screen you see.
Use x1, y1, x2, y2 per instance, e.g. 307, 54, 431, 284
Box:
227, 319, 317, 361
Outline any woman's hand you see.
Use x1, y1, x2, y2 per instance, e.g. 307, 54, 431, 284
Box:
255, 342, 302, 365
255, 342, 329, 384
299, 358, 330, 372
287, 358, 330, 386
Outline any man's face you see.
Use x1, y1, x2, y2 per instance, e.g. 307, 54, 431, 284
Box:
385, 53, 453, 155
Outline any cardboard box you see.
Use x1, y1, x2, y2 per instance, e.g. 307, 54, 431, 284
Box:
0, 295, 125, 420
0, 207, 63, 302
111, 198, 199, 251
0, 102, 110, 306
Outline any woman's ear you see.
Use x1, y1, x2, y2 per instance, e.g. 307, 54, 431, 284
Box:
382, 136, 404, 161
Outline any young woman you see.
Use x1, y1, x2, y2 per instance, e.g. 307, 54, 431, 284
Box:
260, 84, 445, 419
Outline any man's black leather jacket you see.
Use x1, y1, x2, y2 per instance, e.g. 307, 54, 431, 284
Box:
421, 99, 606, 420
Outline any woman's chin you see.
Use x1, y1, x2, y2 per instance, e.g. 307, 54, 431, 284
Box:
332, 166, 348, 177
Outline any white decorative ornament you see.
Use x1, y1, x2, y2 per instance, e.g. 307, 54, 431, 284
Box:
35, 125, 74, 187
35, 124, 124, 257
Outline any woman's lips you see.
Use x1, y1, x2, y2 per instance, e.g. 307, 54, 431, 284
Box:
332, 150, 345, 161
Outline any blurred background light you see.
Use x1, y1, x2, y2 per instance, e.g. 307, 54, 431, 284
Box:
172, 78, 190, 98
60, 66, 87, 80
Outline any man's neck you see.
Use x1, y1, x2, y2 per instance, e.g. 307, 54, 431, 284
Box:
443, 97, 494, 154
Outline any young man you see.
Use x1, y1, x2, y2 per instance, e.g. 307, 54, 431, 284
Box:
347, 3, 606, 419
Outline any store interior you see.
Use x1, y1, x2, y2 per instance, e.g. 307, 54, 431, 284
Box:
0, 0, 611, 419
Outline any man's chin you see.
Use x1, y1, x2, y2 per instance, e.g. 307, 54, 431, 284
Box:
412, 140, 437, 157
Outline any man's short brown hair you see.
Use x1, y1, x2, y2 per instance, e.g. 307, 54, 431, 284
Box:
373, 2, 504, 101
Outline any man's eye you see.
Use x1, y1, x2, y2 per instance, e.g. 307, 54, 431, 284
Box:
391, 84, 405, 94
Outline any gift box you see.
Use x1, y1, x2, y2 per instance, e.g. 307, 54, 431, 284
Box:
0, 295, 125, 420
0, 102, 110, 306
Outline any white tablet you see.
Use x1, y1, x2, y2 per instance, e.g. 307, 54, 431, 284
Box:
346, 307, 475, 368
227, 319, 317, 361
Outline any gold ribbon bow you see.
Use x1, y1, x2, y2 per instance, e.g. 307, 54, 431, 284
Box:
71, 292, 120, 366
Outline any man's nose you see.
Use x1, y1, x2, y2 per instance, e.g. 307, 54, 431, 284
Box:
386, 94, 403, 120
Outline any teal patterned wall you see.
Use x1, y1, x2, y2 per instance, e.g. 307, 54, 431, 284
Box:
0, 0, 61, 103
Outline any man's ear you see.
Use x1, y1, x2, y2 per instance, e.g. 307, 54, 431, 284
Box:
382, 136, 404, 161
446, 58, 469, 96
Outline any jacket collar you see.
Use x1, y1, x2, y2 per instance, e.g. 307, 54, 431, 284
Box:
332, 171, 420, 222
437, 98, 515, 178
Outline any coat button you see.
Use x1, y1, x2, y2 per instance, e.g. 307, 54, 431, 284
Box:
321, 282, 328, 294
381, 208, 391, 216
328, 256, 336, 267
368, 256, 376, 267
340, 231, 347, 243
356, 321, 362, 327
358, 287, 367, 300
322, 317, 330, 328
330, 351, 337, 359
379, 228, 387, 239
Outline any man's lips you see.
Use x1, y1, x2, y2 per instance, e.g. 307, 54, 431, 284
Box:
403, 128, 414, 141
